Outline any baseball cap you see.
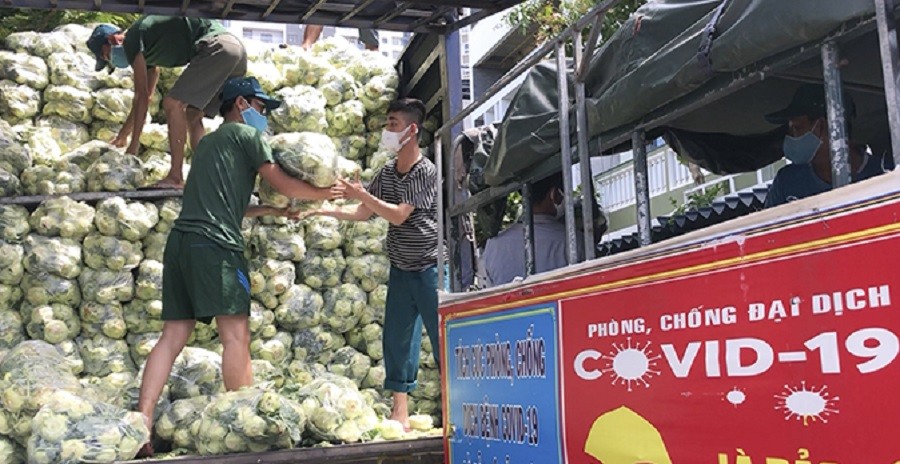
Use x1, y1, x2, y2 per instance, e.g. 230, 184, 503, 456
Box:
765, 83, 855, 125
87, 24, 120, 72
220, 77, 282, 112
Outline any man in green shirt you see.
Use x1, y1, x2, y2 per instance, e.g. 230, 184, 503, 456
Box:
87, 15, 248, 189
134, 76, 343, 456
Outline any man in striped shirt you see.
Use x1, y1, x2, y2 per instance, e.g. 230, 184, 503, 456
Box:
310, 98, 439, 429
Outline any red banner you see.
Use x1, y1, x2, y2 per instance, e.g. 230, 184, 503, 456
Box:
559, 226, 900, 463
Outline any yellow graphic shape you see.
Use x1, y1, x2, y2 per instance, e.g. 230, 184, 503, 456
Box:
584, 406, 672, 464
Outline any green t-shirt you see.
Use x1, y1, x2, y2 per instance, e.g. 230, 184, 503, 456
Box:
123, 15, 226, 68
174, 123, 273, 252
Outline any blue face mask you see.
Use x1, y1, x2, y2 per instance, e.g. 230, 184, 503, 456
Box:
783, 121, 822, 165
109, 45, 129, 69
241, 106, 269, 133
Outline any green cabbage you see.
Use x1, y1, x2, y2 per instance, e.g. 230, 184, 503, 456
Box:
78, 268, 134, 304
91, 88, 133, 123
0, 310, 24, 350
56, 140, 120, 171
344, 254, 390, 292
135, 259, 163, 300
322, 283, 367, 333
291, 325, 345, 364
86, 152, 145, 192
0, 240, 24, 285
94, 197, 159, 240
29, 196, 95, 239
343, 217, 388, 256
42, 85, 94, 123
79, 301, 128, 339
296, 248, 346, 289
270, 85, 327, 133
0, 167, 20, 196
83, 233, 143, 271
154, 396, 209, 451
6, 32, 72, 58
282, 52, 333, 87
325, 100, 366, 137
34, 116, 91, 153
21, 273, 80, 307
0, 341, 83, 445
248, 223, 306, 263
167, 347, 224, 401
326, 346, 372, 387
139, 123, 169, 151
267, 131, 340, 188
141, 231, 168, 262
124, 299, 163, 335
304, 215, 343, 251
194, 389, 306, 455
22, 303, 80, 344
0, 80, 40, 122
126, 332, 160, 365
0, 120, 31, 176
0, 205, 29, 243
23, 235, 82, 279
20, 164, 85, 196
274, 284, 323, 331
0, 51, 49, 89
249, 300, 277, 340
77, 334, 135, 376
27, 390, 149, 464
250, 331, 293, 367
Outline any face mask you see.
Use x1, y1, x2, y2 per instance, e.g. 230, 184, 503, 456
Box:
381, 125, 414, 152
241, 106, 269, 133
109, 45, 129, 69
783, 121, 822, 165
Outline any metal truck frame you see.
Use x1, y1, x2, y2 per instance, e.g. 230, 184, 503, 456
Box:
438, 1, 900, 463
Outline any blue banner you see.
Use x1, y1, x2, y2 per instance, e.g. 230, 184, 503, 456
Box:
444, 304, 562, 464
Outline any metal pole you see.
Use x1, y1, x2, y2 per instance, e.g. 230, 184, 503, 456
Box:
440, 31, 465, 292
435, 134, 446, 292
556, 39, 579, 265
632, 130, 652, 247
574, 30, 596, 260
436, 0, 624, 134
821, 41, 852, 188
874, 0, 900, 168
522, 183, 536, 277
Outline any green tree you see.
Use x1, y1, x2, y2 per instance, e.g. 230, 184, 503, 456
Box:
0, 9, 138, 38
505, 0, 647, 44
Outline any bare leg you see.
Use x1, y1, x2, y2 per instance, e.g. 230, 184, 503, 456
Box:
186, 107, 206, 150
302, 25, 324, 50
365, 43, 378, 51
137, 319, 196, 431
390, 391, 410, 430
155, 96, 189, 188
217, 314, 253, 390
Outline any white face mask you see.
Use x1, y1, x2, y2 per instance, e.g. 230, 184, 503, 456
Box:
380, 125, 414, 152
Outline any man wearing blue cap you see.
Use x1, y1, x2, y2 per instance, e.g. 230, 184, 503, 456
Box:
133, 76, 344, 456
764, 84, 889, 208
87, 15, 247, 189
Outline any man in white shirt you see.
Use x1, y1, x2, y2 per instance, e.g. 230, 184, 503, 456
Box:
483, 173, 585, 286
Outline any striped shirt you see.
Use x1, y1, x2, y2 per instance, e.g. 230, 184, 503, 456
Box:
367, 157, 438, 271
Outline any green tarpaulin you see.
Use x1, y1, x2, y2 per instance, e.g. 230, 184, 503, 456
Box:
486, 0, 883, 186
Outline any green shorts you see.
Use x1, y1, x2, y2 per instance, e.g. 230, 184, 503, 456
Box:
162, 229, 251, 324
167, 33, 248, 118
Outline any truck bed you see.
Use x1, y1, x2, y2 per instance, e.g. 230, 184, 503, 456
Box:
122, 438, 444, 464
